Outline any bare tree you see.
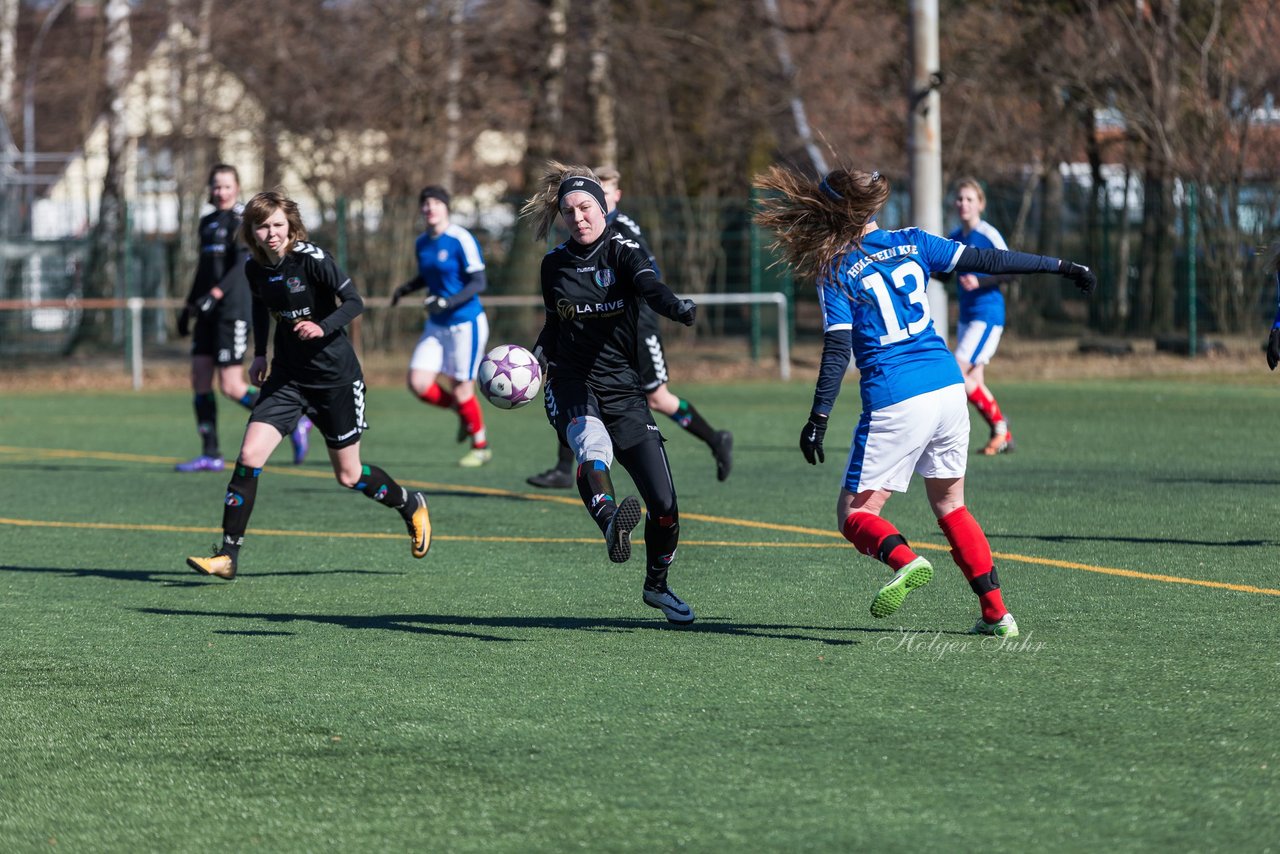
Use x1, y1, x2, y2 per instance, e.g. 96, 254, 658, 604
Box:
440, 0, 465, 189
73, 0, 131, 352
588, 0, 616, 168
503, 0, 569, 296
0, 0, 17, 126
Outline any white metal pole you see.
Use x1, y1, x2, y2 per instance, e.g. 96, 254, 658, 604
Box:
128, 296, 143, 390
909, 0, 947, 342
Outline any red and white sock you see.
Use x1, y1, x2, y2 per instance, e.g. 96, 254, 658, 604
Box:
418, 382, 455, 409
841, 511, 918, 571
937, 506, 1007, 623
967, 385, 1005, 432
457, 396, 487, 448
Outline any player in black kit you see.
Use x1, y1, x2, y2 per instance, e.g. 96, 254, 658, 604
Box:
521, 162, 699, 625
175, 165, 312, 472
185, 190, 431, 580
526, 165, 732, 489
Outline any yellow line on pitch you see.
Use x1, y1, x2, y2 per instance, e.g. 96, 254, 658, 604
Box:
3, 445, 1280, 598
0, 517, 845, 549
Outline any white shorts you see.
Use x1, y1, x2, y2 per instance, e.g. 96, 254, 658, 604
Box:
844, 384, 969, 494
409, 313, 489, 381
954, 320, 1004, 367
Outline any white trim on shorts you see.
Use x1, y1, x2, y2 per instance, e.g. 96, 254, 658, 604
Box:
954, 320, 1004, 367
408, 312, 489, 381
844, 383, 969, 494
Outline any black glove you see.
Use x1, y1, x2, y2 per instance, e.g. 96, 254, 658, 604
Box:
675, 299, 697, 327
390, 281, 414, 307
1059, 261, 1097, 295
424, 294, 449, 315
1267, 328, 1280, 371
193, 293, 218, 317
531, 344, 549, 378
176, 307, 191, 337
799, 411, 829, 465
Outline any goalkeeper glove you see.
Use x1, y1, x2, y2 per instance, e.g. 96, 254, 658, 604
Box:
799, 411, 829, 465
1058, 260, 1097, 295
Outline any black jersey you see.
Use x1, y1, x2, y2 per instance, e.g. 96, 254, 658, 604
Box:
610, 210, 665, 341
246, 241, 364, 387
536, 225, 685, 392
187, 206, 251, 311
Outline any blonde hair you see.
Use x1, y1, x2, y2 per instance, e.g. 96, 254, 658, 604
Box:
953, 176, 986, 206
520, 160, 599, 241
240, 190, 308, 265
752, 165, 890, 282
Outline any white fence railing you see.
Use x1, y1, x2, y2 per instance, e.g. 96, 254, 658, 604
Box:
0, 291, 791, 389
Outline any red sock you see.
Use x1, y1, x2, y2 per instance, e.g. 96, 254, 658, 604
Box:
967, 385, 1004, 429
418, 382, 455, 409
456, 396, 487, 448
937, 506, 1007, 623
841, 511, 917, 571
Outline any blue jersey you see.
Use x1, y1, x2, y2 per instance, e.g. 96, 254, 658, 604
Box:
415, 223, 485, 325
948, 220, 1008, 325
819, 227, 965, 410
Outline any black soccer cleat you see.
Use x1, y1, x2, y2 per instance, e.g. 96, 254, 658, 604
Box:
526, 466, 574, 489
711, 430, 734, 481
604, 496, 642, 563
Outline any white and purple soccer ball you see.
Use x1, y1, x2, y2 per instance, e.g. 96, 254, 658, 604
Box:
478, 344, 543, 410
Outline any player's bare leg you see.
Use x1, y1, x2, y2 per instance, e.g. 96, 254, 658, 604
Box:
838, 488, 933, 618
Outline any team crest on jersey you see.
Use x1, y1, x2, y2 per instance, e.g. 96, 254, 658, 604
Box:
593, 268, 615, 289
437, 249, 449, 263
287, 276, 304, 293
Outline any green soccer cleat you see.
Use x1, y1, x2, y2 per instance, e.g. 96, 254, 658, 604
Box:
869, 556, 933, 619
969, 613, 1019, 638
458, 447, 492, 468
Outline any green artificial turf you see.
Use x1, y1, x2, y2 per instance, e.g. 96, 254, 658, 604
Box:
2, 376, 1278, 851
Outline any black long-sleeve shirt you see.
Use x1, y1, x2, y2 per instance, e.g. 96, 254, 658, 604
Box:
534, 225, 686, 393
246, 241, 364, 387
185, 206, 252, 318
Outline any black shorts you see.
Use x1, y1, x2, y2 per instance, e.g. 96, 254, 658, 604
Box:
191, 311, 251, 366
545, 376, 661, 451
637, 329, 669, 392
250, 376, 368, 450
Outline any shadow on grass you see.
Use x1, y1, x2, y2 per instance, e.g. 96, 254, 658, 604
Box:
0, 564, 397, 587
134, 606, 940, 644
986, 532, 1276, 548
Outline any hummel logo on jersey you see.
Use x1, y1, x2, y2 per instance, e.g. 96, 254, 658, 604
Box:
577, 266, 597, 273
294, 241, 326, 260
269, 275, 284, 282
610, 234, 640, 251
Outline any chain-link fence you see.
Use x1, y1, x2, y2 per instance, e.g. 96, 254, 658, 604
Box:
4, 180, 1278, 361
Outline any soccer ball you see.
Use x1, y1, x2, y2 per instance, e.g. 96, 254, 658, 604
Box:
478, 344, 542, 410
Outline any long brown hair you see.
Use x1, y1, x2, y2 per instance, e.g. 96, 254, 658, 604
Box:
520, 160, 598, 241
752, 165, 890, 282
239, 190, 308, 265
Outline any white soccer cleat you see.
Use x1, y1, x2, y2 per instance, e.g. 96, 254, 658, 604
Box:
643, 583, 695, 625
969, 613, 1019, 638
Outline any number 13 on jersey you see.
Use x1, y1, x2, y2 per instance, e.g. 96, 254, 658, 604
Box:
862, 259, 932, 345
